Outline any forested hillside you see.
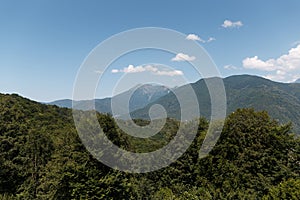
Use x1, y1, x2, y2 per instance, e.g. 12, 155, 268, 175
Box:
0, 93, 299, 199
50, 75, 300, 133
132, 75, 300, 133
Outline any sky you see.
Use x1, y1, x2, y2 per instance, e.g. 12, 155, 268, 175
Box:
1, 0, 300, 101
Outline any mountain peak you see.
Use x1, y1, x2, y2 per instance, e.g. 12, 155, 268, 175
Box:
136, 84, 169, 93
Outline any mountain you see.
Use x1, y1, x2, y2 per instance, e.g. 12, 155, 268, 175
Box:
47, 99, 73, 108
294, 78, 300, 83
48, 84, 170, 115
48, 75, 300, 133
1, 89, 299, 199
131, 75, 300, 133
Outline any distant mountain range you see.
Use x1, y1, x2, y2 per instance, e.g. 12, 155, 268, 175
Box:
48, 75, 300, 133
47, 84, 170, 115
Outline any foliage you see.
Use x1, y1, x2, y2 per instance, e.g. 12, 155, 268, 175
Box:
263, 178, 300, 200
0, 93, 299, 199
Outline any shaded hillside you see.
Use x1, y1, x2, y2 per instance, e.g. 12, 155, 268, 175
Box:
225, 75, 300, 132
131, 75, 300, 133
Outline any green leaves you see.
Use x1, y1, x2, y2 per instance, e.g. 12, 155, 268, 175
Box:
263, 178, 300, 200
0, 93, 299, 199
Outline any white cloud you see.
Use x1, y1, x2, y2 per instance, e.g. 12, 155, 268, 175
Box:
171, 53, 196, 62
111, 69, 119, 73
264, 73, 300, 83
224, 64, 238, 70
243, 45, 300, 71
222, 20, 243, 28
207, 37, 216, 43
186, 34, 205, 42
292, 40, 300, 47
186, 34, 216, 43
243, 44, 300, 82
111, 64, 183, 77
263, 74, 286, 81
276, 70, 286, 76
123, 64, 146, 73
156, 70, 183, 76
243, 56, 274, 71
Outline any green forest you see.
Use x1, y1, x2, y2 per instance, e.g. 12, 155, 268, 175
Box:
0, 93, 299, 199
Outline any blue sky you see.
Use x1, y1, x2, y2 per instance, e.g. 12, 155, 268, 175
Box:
1, 0, 300, 101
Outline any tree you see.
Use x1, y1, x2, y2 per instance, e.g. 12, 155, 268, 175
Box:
263, 178, 300, 200
197, 108, 299, 198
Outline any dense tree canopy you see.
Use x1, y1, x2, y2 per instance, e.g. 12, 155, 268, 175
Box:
0, 94, 299, 199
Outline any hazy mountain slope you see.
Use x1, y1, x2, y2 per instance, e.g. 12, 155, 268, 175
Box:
48, 84, 170, 115
47, 99, 73, 108
47, 98, 112, 114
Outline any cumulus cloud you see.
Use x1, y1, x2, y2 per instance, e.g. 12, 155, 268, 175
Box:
243, 45, 300, 71
222, 20, 243, 28
111, 64, 183, 77
122, 64, 157, 73
171, 53, 196, 62
263, 74, 286, 81
207, 37, 216, 43
243, 56, 274, 71
243, 44, 300, 82
186, 34, 216, 43
186, 34, 205, 42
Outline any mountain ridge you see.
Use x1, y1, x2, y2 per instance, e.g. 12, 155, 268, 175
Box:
47, 84, 170, 115
131, 75, 300, 133
47, 74, 300, 133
